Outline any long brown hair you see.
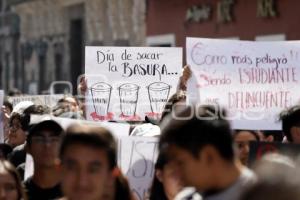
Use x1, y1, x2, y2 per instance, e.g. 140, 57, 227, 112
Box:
0, 160, 27, 200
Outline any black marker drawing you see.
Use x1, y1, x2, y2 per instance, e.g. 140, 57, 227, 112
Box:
147, 82, 171, 117
118, 83, 140, 119
90, 82, 113, 120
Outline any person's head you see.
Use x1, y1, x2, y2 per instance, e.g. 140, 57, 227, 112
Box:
240, 179, 300, 200
259, 130, 283, 142
0, 160, 26, 200
233, 130, 259, 166
7, 113, 26, 148
3, 100, 13, 114
159, 105, 234, 191
279, 105, 300, 143
26, 120, 64, 169
241, 154, 300, 200
7, 89, 21, 97
149, 153, 183, 200
60, 124, 118, 200
8, 104, 50, 148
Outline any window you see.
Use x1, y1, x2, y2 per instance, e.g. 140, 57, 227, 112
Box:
146, 34, 176, 47
255, 34, 286, 41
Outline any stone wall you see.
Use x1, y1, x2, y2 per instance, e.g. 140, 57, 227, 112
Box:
4, 0, 146, 93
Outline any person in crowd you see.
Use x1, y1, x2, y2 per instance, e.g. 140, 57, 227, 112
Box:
252, 153, 295, 181
149, 152, 183, 200
8, 104, 50, 174
3, 100, 13, 114
0, 144, 13, 160
258, 130, 283, 142
52, 96, 84, 119
24, 120, 64, 200
60, 124, 134, 200
7, 89, 22, 97
2, 100, 13, 141
7, 111, 26, 149
159, 105, 256, 200
77, 75, 87, 118
233, 130, 259, 166
279, 105, 300, 144
240, 153, 300, 200
0, 160, 27, 200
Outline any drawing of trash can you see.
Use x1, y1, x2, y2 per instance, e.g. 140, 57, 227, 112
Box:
119, 83, 140, 117
90, 82, 112, 117
147, 82, 171, 115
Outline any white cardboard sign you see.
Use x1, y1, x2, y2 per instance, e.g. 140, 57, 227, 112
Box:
118, 136, 159, 200
186, 37, 300, 130
8, 94, 64, 107
85, 46, 182, 121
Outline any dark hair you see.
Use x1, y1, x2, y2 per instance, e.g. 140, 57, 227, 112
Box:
3, 100, 13, 113
261, 130, 284, 142
60, 124, 117, 170
114, 172, 134, 200
27, 120, 64, 145
233, 130, 260, 141
160, 91, 186, 122
149, 153, 169, 200
279, 105, 300, 142
9, 104, 50, 132
0, 160, 27, 200
8, 88, 22, 96
0, 144, 13, 159
159, 105, 234, 161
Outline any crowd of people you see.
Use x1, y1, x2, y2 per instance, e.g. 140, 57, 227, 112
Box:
0, 67, 300, 200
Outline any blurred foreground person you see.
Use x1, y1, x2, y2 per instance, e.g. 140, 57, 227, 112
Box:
25, 120, 64, 200
233, 130, 259, 166
159, 105, 256, 200
60, 124, 134, 200
0, 160, 27, 200
149, 152, 183, 200
241, 153, 300, 200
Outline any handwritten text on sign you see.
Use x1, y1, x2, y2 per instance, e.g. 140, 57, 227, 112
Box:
187, 38, 300, 130
118, 136, 158, 200
85, 47, 182, 121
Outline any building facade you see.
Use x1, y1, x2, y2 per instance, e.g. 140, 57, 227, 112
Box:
146, 0, 300, 47
0, 0, 146, 94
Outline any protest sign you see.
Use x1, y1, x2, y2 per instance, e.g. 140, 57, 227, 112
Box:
186, 37, 300, 130
118, 136, 159, 200
30, 115, 131, 138
85, 46, 182, 121
8, 94, 64, 108
0, 90, 4, 143
248, 141, 300, 166
24, 154, 34, 180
